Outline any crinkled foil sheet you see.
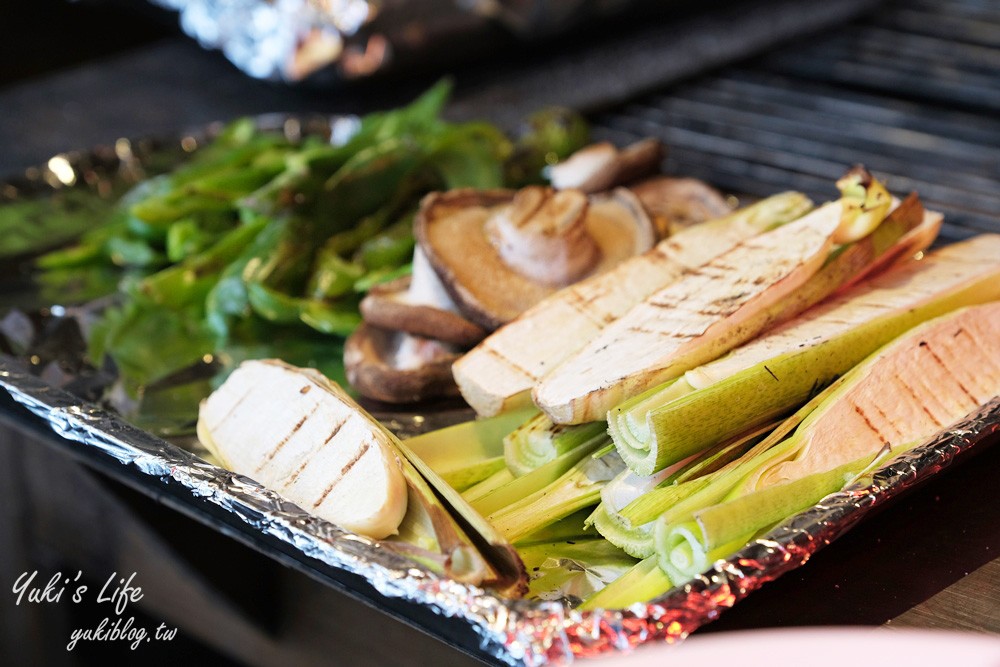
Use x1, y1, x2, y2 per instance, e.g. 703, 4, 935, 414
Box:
147, 0, 646, 82
2, 357, 998, 664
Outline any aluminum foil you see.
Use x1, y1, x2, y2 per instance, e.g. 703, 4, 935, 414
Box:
147, 0, 653, 83
3, 112, 998, 664
2, 358, 998, 665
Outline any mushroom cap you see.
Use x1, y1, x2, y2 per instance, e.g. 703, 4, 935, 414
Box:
360, 276, 487, 347
629, 176, 733, 236
344, 323, 461, 404
415, 187, 655, 330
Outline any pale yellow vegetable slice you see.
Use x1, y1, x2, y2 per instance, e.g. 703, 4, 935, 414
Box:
452, 192, 813, 416
534, 190, 888, 425
199, 359, 528, 594
198, 359, 408, 540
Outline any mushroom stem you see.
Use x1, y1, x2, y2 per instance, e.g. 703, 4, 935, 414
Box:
486, 187, 599, 287
391, 333, 459, 371
549, 139, 665, 194
406, 246, 461, 313
344, 323, 461, 404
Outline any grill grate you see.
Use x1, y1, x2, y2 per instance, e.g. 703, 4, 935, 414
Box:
593, 0, 1000, 243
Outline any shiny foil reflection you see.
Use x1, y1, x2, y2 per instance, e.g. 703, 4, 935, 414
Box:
2, 358, 997, 664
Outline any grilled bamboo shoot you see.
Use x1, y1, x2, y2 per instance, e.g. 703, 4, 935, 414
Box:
611, 231, 1000, 476
535, 187, 890, 424
653, 301, 1000, 584
453, 192, 813, 416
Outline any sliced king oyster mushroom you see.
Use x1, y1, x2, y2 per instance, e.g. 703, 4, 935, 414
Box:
198, 359, 409, 539
359, 247, 487, 347
345, 323, 462, 404
548, 138, 665, 193
415, 186, 656, 330
200, 359, 528, 594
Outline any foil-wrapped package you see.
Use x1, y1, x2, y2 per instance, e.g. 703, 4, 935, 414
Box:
147, 0, 889, 86
147, 0, 648, 83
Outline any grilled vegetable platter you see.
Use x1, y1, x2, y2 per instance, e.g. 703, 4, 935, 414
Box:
2, 85, 999, 664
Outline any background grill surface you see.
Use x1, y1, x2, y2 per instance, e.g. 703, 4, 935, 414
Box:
593, 0, 1000, 243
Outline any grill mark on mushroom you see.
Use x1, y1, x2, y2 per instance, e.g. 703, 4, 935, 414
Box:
312, 441, 373, 509
284, 416, 349, 486
207, 388, 253, 431
255, 403, 320, 473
